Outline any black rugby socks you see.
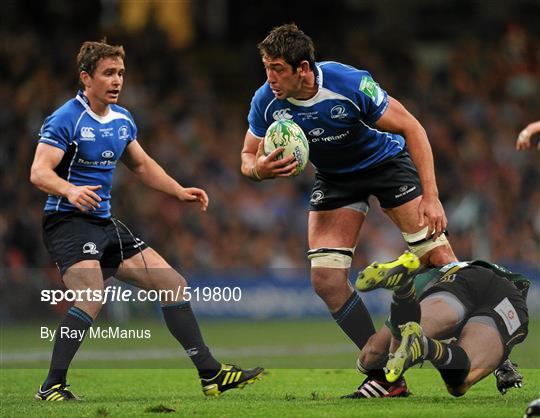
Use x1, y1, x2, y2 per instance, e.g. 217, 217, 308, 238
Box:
162, 301, 221, 379
427, 341, 471, 389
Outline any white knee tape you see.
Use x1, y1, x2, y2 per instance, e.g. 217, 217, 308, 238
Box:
307, 247, 355, 268
402, 226, 449, 258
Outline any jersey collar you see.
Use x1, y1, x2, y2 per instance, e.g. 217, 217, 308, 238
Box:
76, 90, 113, 123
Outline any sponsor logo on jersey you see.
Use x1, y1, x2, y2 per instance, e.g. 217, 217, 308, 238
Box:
310, 190, 324, 205
298, 111, 319, 121
80, 127, 96, 141
82, 242, 99, 255
77, 157, 117, 166
118, 125, 130, 140
309, 128, 325, 136
100, 127, 114, 137
330, 105, 347, 119
272, 108, 293, 120
102, 150, 115, 159
310, 130, 350, 143
359, 76, 384, 106
494, 297, 521, 335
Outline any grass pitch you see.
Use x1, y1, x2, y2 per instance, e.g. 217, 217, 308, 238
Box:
2, 368, 538, 418
1, 318, 538, 417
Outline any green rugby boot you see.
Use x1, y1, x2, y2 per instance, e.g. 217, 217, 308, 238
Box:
35, 383, 79, 401
385, 322, 426, 383
355, 251, 420, 292
201, 364, 264, 396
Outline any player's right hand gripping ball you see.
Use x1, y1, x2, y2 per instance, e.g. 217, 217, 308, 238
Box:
264, 119, 309, 176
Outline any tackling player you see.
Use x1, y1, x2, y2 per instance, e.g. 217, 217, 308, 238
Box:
31, 40, 263, 401
351, 251, 529, 397
240, 23, 456, 391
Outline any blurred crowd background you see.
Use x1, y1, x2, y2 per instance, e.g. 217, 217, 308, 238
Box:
1, 1, 539, 319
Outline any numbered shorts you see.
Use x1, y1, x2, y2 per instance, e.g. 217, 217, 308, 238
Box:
43, 211, 148, 277
420, 265, 529, 357
309, 151, 423, 211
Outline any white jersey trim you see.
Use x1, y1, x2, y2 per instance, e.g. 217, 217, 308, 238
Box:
286, 87, 361, 113
263, 97, 279, 123
358, 119, 404, 151
75, 95, 135, 128
247, 128, 264, 140
73, 109, 88, 141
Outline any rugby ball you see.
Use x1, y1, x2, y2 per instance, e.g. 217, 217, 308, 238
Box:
264, 119, 309, 176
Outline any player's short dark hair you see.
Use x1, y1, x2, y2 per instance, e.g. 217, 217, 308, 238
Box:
77, 39, 125, 77
258, 24, 315, 72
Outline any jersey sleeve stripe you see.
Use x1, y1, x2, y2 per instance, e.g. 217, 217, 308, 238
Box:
247, 128, 264, 139
263, 97, 278, 122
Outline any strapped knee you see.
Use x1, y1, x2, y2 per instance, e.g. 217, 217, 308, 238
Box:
402, 226, 449, 258
307, 247, 355, 268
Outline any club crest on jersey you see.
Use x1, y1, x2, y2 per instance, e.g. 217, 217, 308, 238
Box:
118, 125, 129, 140
272, 108, 293, 120
80, 127, 96, 141
330, 105, 347, 119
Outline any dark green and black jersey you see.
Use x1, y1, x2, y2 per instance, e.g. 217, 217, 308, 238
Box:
411, 260, 530, 300
385, 260, 530, 338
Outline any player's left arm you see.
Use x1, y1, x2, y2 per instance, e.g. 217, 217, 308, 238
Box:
375, 96, 447, 239
121, 139, 208, 211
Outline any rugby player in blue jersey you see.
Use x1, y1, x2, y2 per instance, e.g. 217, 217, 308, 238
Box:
242, 23, 476, 396
31, 40, 263, 401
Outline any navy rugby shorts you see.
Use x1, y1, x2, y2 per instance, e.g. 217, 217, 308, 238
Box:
42, 211, 148, 277
309, 151, 423, 211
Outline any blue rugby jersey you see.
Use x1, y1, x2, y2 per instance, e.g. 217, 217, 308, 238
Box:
38, 91, 137, 218
248, 61, 405, 174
